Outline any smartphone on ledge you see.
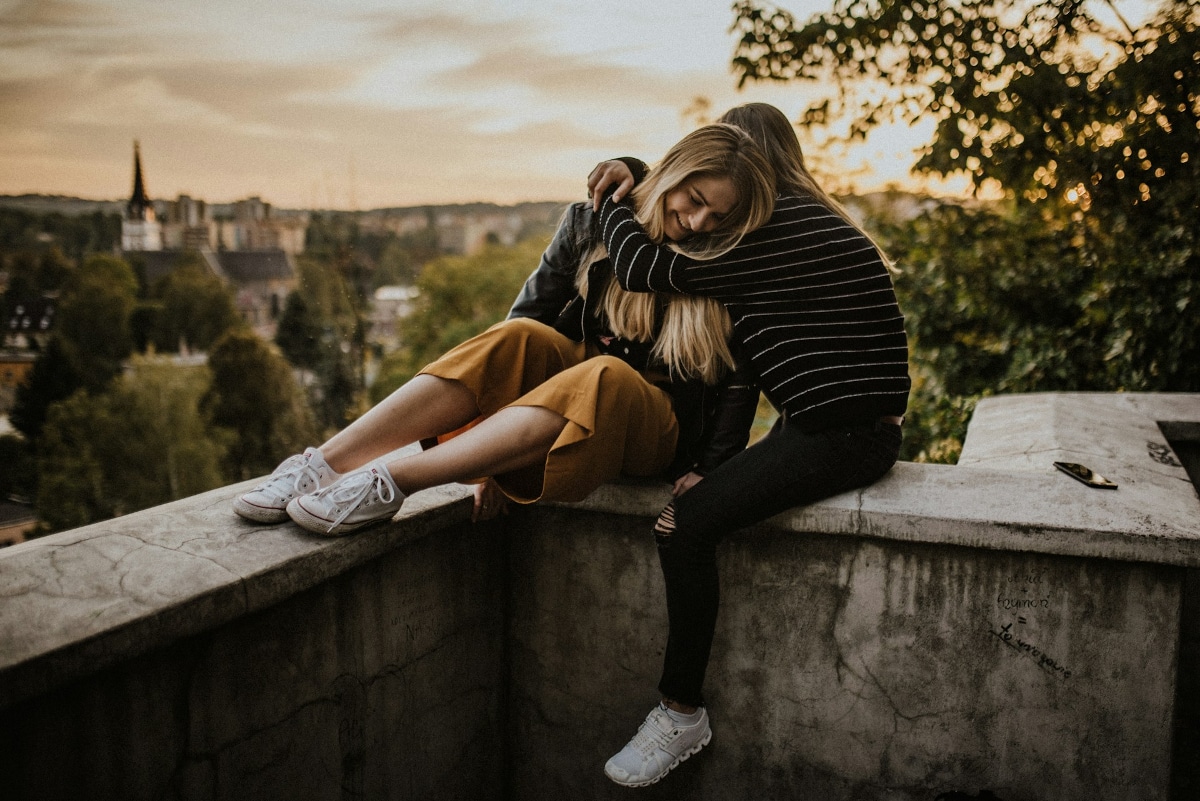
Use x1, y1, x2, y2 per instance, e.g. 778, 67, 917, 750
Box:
1054, 461, 1118, 490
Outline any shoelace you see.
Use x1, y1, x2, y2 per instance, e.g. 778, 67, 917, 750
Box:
316, 468, 395, 533
254, 454, 320, 501
630, 709, 677, 755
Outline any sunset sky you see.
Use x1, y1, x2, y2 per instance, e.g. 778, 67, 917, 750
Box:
0, 0, 1156, 209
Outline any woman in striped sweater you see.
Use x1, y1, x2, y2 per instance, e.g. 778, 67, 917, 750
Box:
598, 104, 911, 787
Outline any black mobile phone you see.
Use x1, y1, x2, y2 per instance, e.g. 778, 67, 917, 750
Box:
1053, 461, 1118, 490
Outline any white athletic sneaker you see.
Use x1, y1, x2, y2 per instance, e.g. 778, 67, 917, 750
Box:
286, 462, 406, 536
604, 704, 711, 787
233, 447, 339, 523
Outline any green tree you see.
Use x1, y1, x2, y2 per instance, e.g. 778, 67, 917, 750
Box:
35, 390, 112, 530
274, 291, 323, 370
56, 254, 139, 390
733, 1, 1200, 460
279, 256, 364, 430
35, 357, 227, 532
1, 247, 75, 304
151, 260, 243, 352
9, 336, 81, 442
0, 208, 119, 263
732, 1, 1198, 209
370, 238, 549, 402
375, 239, 419, 287
204, 330, 318, 480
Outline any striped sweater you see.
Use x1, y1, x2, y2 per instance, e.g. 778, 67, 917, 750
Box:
600, 193, 911, 432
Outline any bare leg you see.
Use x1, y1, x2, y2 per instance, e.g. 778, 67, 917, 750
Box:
320, 375, 480, 473
382, 405, 567, 495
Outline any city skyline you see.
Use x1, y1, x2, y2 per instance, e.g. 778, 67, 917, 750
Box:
1, 0, 1156, 209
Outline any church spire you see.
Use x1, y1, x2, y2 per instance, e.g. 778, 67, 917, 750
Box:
127, 140, 153, 221
121, 140, 161, 251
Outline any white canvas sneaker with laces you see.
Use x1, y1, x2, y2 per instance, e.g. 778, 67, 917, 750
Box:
233, 447, 340, 523
604, 703, 711, 787
286, 461, 406, 536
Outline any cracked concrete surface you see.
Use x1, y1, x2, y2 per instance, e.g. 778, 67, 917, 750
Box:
507, 511, 1181, 801
2, 493, 506, 801
0, 457, 477, 708
1, 393, 1197, 800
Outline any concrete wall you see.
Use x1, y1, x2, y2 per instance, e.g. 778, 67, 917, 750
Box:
0, 488, 508, 801
2, 393, 1198, 801
509, 505, 1181, 801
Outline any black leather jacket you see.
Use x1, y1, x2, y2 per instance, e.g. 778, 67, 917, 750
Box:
508, 201, 760, 479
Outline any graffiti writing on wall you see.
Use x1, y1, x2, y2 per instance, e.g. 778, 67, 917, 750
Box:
996, 571, 1050, 611
990, 622, 1072, 680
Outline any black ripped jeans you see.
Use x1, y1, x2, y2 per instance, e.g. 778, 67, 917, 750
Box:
656, 414, 903, 707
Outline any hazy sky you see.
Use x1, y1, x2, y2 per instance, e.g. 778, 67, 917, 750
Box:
0, 0, 1154, 209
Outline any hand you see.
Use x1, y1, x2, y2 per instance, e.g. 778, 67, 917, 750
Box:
671, 471, 704, 497
472, 478, 509, 523
587, 160, 636, 212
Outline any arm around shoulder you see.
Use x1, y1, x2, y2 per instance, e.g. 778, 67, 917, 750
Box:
507, 202, 590, 324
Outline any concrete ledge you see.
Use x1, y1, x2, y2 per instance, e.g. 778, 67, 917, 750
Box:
0, 463, 478, 710
1, 392, 1198, 800
567, 391, 1200, 568
570, 461, 1200, 567
4, 394, 1199, 713
1, 493, 507, 801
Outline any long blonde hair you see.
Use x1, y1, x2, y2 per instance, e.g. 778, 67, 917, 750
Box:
580, 124, 775, 384
718, 103, 893, 268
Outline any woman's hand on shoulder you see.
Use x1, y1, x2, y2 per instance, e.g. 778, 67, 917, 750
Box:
588, 160, 636, 211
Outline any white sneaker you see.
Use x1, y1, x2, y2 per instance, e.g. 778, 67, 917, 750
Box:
286, 462, 405, 536
233, 448, 339, 523
604, 704, 711, 787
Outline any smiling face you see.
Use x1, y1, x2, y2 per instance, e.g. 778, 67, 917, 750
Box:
661, 174, 740, 242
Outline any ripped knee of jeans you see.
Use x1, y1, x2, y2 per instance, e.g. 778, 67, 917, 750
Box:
654, 501, 676, 547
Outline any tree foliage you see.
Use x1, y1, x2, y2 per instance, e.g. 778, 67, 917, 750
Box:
274, 291, 324, 370
276, 256, 364, 430
732, 1, 1200, 460
1, 247, 74, 304
204, 330, 318, 480
55, 254, 140, 390
305, 211, 439, 290
35, 357, 226, 532
732, 0, 1199, 215
148, 259, 244, 352
0, 207, 120, 262
9, 336, 80, 442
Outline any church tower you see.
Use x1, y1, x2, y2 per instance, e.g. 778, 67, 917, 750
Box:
121, 141, 162, 252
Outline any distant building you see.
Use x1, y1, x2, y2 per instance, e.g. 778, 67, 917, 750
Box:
217, 197, 307, 256
1, 295, 54, 411
355, 203, 559, 257
131, 248, 297, 336
119, 143, 304, 338
121, 141, 163, 252
220, 250, 299, 329
3, 297, 55, 351
0, 352, 37, 414
434, 210, 524, 255
162, 195, 217, 251
160, 194, 308, 256
369, 285, 420, 349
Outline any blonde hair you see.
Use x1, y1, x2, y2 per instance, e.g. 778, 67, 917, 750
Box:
718, 103, 894, 268
630, 123, 776, 260
580, 124, 775, 384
